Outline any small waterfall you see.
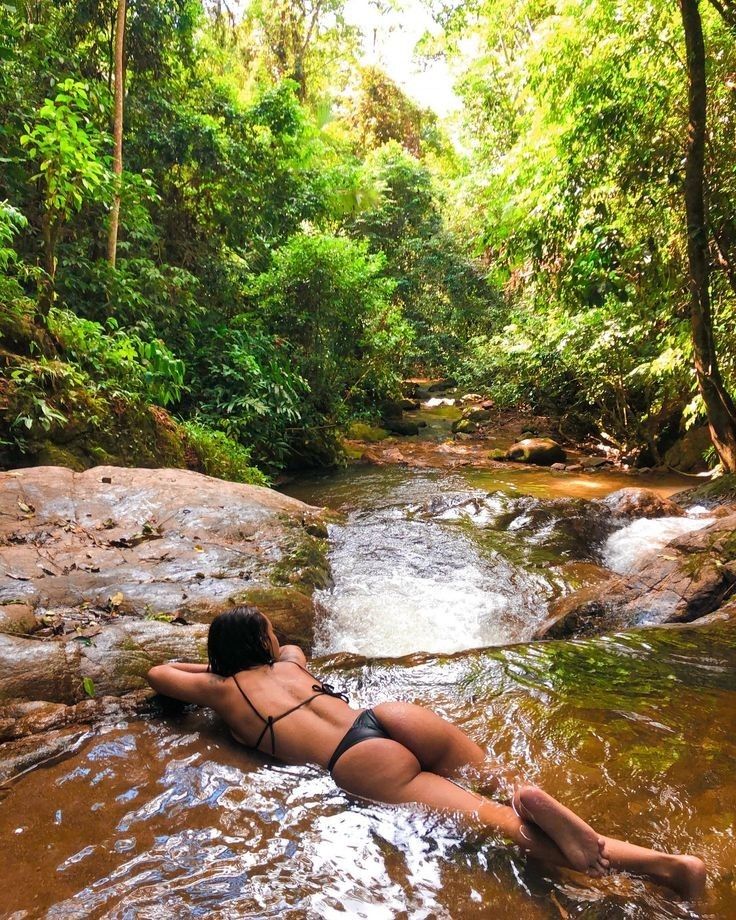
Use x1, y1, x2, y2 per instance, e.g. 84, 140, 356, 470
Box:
602, 515, 714, 575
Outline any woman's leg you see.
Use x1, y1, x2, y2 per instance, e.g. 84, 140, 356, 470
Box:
330, 736, 577, 871
338, 710, 707, 900
514, 786, 706, 900
371, 701, 498, 779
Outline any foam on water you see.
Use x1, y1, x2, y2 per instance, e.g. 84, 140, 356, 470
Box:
314, 509, 551, 657
602, 515, 714, 574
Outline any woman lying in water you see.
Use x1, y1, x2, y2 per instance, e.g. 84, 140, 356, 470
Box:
146, 605, 706, 901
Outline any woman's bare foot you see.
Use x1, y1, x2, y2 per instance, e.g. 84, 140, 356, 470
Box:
514, 785, 609, 876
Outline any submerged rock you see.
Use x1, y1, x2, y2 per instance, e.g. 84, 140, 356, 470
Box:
506, 438, 566, 465
382, 418, 421, 436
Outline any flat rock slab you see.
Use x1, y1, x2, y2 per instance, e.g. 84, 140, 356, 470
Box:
0, 465, 321, 627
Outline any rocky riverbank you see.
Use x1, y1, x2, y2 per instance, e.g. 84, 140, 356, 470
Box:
0, 465, 330, 764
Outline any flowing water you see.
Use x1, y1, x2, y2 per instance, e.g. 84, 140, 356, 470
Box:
2, 443, 735, 918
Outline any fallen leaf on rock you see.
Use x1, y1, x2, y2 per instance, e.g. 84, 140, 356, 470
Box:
5, 572, 30, 581
76, 625, 101, 639
17, 500, 35, 514
109, 592, 124, 607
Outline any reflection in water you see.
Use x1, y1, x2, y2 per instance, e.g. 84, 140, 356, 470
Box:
1, 625, 734, 917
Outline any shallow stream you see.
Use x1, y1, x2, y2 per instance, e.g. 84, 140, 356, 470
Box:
2, 451, 735, 918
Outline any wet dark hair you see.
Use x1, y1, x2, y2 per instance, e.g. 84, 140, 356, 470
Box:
208, 606, 275, 676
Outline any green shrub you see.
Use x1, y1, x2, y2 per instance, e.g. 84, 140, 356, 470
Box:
181, 421, 268, 486
48, 308, 185, 407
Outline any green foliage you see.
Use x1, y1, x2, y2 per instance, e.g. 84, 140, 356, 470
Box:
429, 0, 736, 456
191, 322, 308, 470
346, 142, 498, 372
48, 308, 185, 407
0, 200, 25, 269
181, 420, 268, 485
251, 230, 406, 418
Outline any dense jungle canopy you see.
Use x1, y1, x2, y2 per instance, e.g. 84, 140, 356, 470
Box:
2, 0, 736, 479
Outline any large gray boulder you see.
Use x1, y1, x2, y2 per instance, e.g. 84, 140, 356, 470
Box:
0, 466, 326, 633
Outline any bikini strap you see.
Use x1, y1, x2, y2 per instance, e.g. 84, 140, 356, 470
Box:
281, 660, 350, 704
231, 664, 349, 759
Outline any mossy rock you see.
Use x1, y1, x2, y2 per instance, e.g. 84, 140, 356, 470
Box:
382, 418, 420, 436
452, 418, 478, 434
672, 474, 736, 509
271, 521, 331, 593
506, 438, 566, 465
236, 587, 315, 649
346, 421, 390, 442
35, 442, 88, 472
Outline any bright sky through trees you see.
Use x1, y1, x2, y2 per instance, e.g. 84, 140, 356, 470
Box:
344, 0, 460, 116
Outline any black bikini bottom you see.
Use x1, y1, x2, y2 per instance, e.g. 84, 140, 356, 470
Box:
328, 708, 391, 774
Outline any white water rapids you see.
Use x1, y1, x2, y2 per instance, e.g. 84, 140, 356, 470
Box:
284, 467, 713, 659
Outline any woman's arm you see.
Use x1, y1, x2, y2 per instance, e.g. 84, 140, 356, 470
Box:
147, 662, 220, 705
165, 662, 210, 673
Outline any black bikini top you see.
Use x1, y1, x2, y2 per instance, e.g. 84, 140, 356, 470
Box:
231, 660, 349, 758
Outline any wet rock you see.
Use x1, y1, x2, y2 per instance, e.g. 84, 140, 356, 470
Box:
427, 378, 457, 392
492, 495, 615, 561
671, 473, 736, 510
345, 422, 390, 442
399, 398, 420, 411
566, 464, 583, 472
0, 603, 36, 636
506, 438, 566, 466
580, 456, 611, 469
380, 400, 405, 420
462, 407, 492, 423
382, 418, 420, 436
81, 620, 209, 698
459, 393, 483, 404
0, 634, 80, 703
535, 513, 736, 638
452, 419, 478, 435
602, 488, 683, 519
0, 619, 209, 704
550, 463, 567, 472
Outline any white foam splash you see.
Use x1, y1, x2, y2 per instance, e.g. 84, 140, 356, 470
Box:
602, 516, 714, 575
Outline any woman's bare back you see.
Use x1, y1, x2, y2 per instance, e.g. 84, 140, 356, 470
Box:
211, 660, 361, 768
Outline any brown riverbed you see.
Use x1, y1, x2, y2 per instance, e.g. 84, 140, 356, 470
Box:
0, 624, 733, 918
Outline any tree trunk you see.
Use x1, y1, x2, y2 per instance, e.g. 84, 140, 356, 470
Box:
38, 211, 59, 318
679, 0, 736, 471
107, 0, 126, 269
